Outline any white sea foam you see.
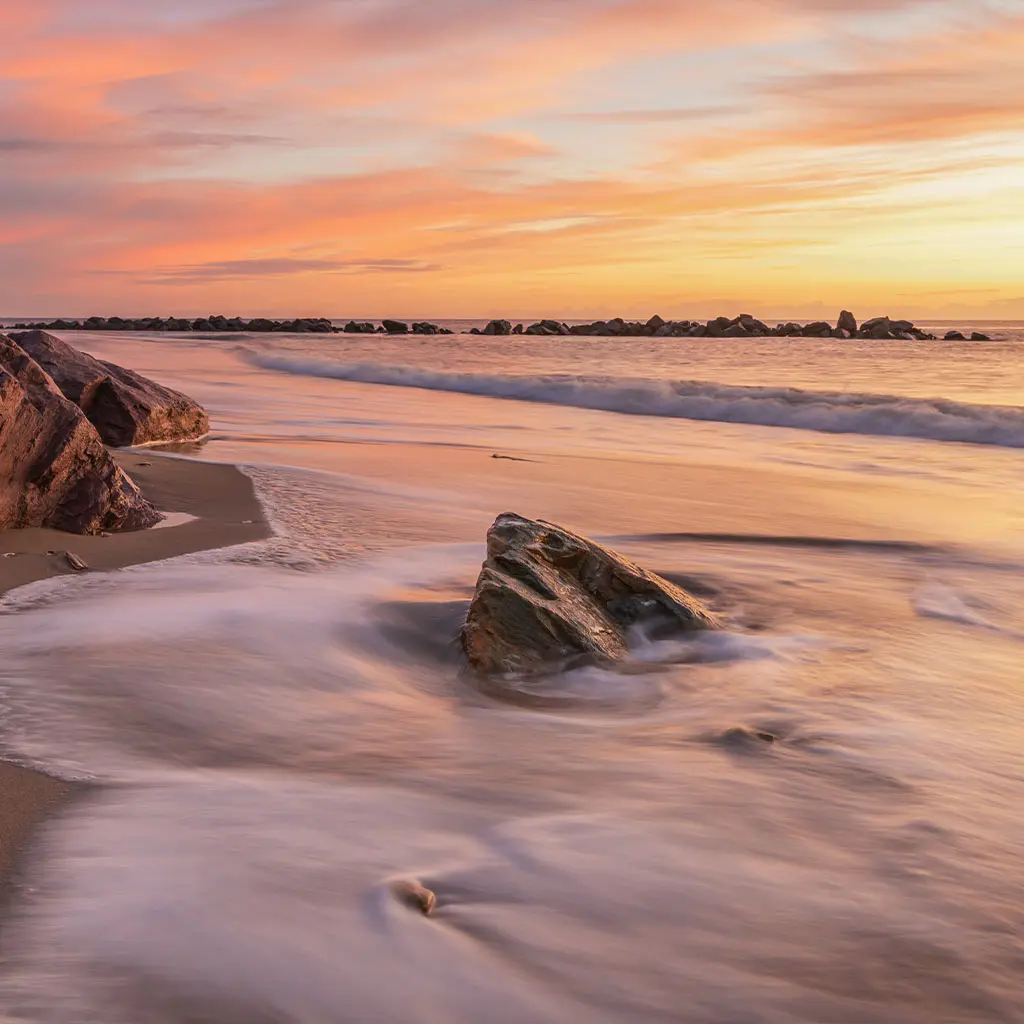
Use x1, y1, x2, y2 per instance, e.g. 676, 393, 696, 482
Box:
2, 500, 1024, 1021
243, 352, 1024, 448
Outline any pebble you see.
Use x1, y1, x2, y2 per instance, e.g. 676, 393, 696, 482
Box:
390, 879, 437, 917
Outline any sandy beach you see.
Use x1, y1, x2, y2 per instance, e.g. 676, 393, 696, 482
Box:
0, 451, 270, 598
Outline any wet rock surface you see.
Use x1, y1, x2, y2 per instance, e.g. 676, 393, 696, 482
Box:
13, 330, 209, 447
0, 334, 161, 534
461, 513, 720, 675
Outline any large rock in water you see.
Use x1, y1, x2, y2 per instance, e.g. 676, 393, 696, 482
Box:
461, 513, 720, 674
0, 335, 161, 534
837, 310, 857, 334
12, 330, 209, 447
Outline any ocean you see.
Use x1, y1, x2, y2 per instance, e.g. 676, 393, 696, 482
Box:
0, 325, 1022, 1022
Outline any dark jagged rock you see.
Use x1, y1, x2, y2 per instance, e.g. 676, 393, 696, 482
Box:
13, 331, 209, 447
461, 513, 720, 675
246, 318, 278, 332
838, 310, 857, 334
411, 322, 440, 334
971, 332, 990, 341
737, 314, 769, 335
859, 316, 895, 339
945, 330, 967, 341
382, 320, 409, 334
483, 319, 512, 336
801, 321, 833, 337
0, 334, 160, 534
524, 321, 559, 336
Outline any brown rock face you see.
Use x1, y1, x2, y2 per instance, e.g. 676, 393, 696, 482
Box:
462, 513, 720, 675
13, 330, 209, 447
0, 335, 161, 534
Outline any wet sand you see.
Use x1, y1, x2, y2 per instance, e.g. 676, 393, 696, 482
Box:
0, 765, 76, 911
0, 452, 271, 910
0, 451, 270, 598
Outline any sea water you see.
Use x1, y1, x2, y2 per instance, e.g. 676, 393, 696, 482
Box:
0, 327, 1021, 1022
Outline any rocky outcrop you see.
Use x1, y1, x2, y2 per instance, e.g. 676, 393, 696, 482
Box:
382, 320, 409, 334
0, 335, 161, 534
461, 513, 720, 675
13, 331, 209, 447
838, 310, 857, 334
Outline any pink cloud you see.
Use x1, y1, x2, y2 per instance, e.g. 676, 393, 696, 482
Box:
0, 0, 1020, 315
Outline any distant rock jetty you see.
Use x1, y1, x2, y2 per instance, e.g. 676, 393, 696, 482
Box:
5, 312, 989, 341
471, 313, 990, 341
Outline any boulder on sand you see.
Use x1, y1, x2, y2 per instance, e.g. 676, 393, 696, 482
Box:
13, 331, 209, 447
0, 335, 161, 534
461, 513, 720, 675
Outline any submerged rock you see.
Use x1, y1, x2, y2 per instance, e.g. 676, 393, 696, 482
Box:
461, 513, 720, 674
714, 726, 778, 752
0, 335, 161, 534
13, 330, 209, 447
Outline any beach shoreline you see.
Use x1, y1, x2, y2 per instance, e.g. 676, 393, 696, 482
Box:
0, 451, 271, 600
0, 451, 272, 914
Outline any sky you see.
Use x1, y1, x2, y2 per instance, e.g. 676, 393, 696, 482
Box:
1, 0, 1022, 319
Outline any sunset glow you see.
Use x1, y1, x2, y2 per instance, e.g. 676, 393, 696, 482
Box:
2, 0, 1022, 318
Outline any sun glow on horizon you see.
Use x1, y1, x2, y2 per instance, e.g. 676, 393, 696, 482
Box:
1, 0, 1022, 319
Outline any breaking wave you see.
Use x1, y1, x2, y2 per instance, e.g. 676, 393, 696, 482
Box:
243, 353, 1024, 448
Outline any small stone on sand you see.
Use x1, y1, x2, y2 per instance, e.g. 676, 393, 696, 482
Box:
390, 878, 437, 916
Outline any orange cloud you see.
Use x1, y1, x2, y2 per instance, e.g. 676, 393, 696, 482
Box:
0, 0, 1021, 317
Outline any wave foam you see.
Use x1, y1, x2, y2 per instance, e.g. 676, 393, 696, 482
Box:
243, 353, 1024, 447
